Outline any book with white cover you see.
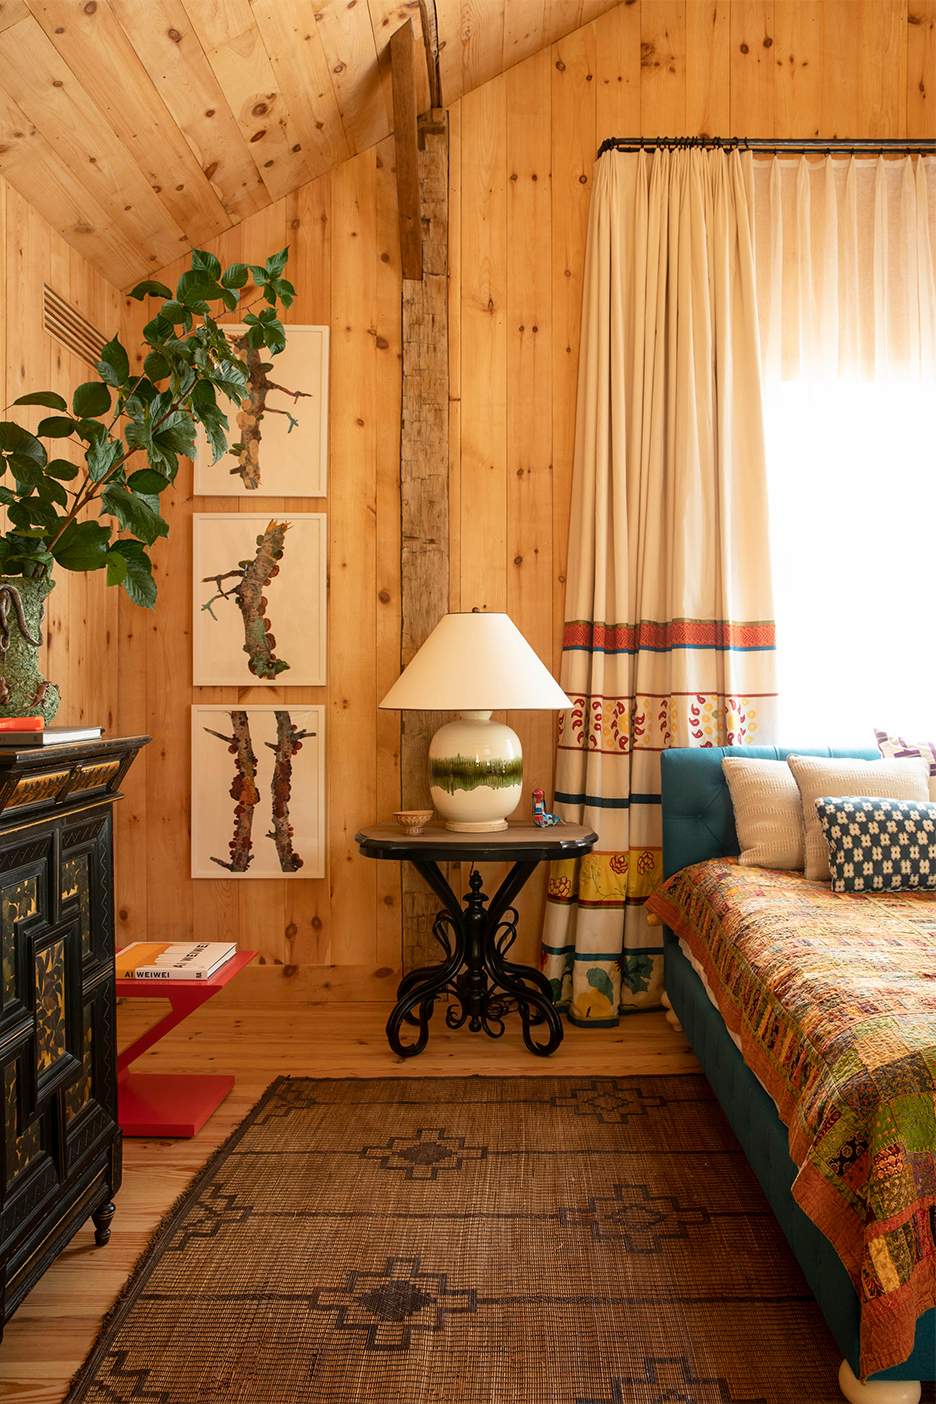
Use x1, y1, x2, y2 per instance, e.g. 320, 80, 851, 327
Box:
116, 941, 237, 981
0, 725, 104, 747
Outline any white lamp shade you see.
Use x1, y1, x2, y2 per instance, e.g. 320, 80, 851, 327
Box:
379, 612, 572, 712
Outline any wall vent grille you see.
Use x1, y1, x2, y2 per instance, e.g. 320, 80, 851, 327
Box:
43, 285, 107, 369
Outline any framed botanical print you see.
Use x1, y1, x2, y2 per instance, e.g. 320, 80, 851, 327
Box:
191, 705, 326, 879
192, 324, 328, 497
192, 513, 326, 686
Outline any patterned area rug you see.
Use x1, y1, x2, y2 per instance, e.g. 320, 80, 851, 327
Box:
65, 1075, 920, 1404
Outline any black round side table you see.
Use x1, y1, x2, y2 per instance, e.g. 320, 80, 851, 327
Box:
354, 821, 598, 1058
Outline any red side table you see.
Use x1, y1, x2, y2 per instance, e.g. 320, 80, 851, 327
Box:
115, 950, 257, 1137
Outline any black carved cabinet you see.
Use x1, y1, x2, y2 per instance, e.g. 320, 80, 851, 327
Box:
0, 734, 148, 1334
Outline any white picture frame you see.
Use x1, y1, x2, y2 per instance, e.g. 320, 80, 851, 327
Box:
192, 324, 328, 497
193, 513, 326, 686
191, 705, 325, 880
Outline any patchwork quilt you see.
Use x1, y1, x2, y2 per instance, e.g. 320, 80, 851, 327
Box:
646, 860, 936, 1379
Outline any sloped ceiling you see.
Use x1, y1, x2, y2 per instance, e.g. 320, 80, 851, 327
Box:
0, 0, 622, 287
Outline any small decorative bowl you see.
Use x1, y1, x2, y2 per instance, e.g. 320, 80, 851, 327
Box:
393, 809, 434, 835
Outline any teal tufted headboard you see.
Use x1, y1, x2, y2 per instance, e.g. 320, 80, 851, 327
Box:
659, 745, 880, 880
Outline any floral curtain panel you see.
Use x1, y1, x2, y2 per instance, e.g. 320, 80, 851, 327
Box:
542, 147, 779, 1027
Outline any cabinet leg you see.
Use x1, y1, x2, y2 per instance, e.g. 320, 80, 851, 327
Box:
92, 1201, 116, 1247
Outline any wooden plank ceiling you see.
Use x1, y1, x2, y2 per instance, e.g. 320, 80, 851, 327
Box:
0, 0, 622, 288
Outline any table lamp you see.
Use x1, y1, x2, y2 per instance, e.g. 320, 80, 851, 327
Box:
379, 611, 572, 832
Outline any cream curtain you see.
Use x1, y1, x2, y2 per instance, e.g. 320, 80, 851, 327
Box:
753, 153, 935, 746
541, 147, 779, 1026
753, 155, 936, 380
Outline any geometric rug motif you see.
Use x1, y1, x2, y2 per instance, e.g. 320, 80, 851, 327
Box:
63, 1076, 934, 1404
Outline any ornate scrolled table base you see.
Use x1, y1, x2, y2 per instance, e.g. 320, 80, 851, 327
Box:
354, 821, 598, 1058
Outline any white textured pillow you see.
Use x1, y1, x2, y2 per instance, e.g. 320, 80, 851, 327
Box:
787, 754, 931, 880
721, 757, 805, 869
874, 729, 936, 801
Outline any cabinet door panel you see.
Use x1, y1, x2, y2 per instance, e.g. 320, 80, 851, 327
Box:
61, 814, 112, 971
0, 1043, 58, 1251
29, 916, 83, 1109
64, 979, 118, 1173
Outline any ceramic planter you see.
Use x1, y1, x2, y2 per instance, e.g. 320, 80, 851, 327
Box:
0, 576, 60, 724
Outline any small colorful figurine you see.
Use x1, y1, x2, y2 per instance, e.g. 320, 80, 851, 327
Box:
532, 788, 564, 827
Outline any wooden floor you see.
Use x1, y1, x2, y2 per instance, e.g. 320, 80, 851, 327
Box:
2, 994, 699, 1403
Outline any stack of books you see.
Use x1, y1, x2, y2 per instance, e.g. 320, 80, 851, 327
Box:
115, 942, 238, 981
0, 718, 103, 747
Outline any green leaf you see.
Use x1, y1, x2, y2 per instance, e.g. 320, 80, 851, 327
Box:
273, 278, 295, 308
0, 486, 15, 506
262, 322, 286, 355
219, 288, 238, 312
105, 550, 128, 587
198, 404, 230, 465
143, 351, 171, 382
87, 438, 123, 483
126, 467, 169, 493
143, 313, 175, 345
191, 380, 217, 411
12, 461, 48, 489
37, 416, 80, 440
159, 300, 189, 325
123, 381, 158, 419
72, 380, 112, 417
97, 337, 131, 388
51, 519, 111, 572
11, 391, 67, 410
191, 248, 222, 280
127, 279, 173, 302
176, 270, 220, 308
0, 534, 51, 570
75, 418, 107, 443
152, 412, 196, 458
0, 422, 47, 473
9, 498, 59, 530
99, 485, 168, 545
213, 377, 247, 406
124, 418, 153, 456
45, 458, 79, 481
220, 263, 249, 290
264, 246, 289, 278
248, 264, 269, 288
36, 477, 69, 509
110, 538, 157, 609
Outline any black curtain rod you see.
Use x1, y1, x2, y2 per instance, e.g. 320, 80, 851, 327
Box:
597, 136, 936, 157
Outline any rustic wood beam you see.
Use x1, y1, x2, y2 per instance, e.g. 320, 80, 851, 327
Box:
390, 19, 422, 282
417, 0, 443, 109
400, 108, 450, 972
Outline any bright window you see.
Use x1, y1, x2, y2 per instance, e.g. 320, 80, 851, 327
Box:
764, 379, 935, 745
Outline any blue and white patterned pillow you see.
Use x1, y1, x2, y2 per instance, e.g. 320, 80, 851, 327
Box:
815, 796, 936, 893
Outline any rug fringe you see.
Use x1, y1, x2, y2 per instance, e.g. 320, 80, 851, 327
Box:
63, 1076, 289, 1403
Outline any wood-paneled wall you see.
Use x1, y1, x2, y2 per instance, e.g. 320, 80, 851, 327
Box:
2, 2, 930, 999
114, 141, 406, 1002
0, 176, 120, 738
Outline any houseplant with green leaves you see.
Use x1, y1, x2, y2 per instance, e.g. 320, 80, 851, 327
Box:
0, 247, 295, 723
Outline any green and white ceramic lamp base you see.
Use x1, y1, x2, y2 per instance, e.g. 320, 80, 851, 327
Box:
379, 612, 572, 835
429, 711, 523, 832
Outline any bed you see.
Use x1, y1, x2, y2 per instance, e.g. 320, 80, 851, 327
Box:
645, 745, 935, 1404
